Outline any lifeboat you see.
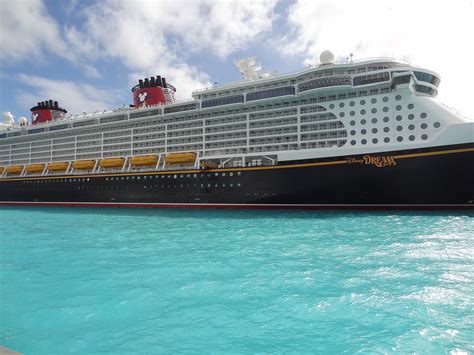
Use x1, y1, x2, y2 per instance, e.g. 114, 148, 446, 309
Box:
26, 163, 45, 173
130, 155, 158, 167
99, 157, 125, 168
48, 161, 69, 171
5, 165, 24, 174
72, 160, 96, 170
165, 152, 197, 164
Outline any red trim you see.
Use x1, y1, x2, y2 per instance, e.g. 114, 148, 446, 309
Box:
0, 201, 472, 210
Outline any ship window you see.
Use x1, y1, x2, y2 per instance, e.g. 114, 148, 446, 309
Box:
371, 98, 377, 104
383, 117, 389, 123
383, 107, 389, 112
361, 129, 367, 135
396, 126, 403, 131
339, 112, 345, 117
408, 124, 415, 130
329, 104, 335, 109
350, 140, 356, 145
372, 128, 378, 134
371, 108, 377, 114
382, 97, 389, 102
383, 127, 390, 133
413, 71, 440, 86
349, 101, 355, 106
395, 105, 402, 111
339, 103, 344, 108
409, 135, 415, 141
372, 138, 378, 144
360, 100, 366, 105
350, 111, 355, 116
407, 103, 414, 109
371, 118, 377, 124
361, 139, 367, 145
202, 94, 244, 108
361, 119, 366, 125
421, 134, 428, 140
408, 114, 414, 120
350, 130, 356, 135
434, 122, 441, 128
360, 109, 366, 115
420, 112, 427, 118
397, 136, 403, 142
384, 137, 390, 143
395, 95, 402, 101
396, 115, 402, 121
421, 123, 428, 129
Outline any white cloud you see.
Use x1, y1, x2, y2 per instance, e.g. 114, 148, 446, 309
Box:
281, 0, 474, 117
63, 0, 277, 99
0, 0, 71, 64
16, 74, 123, 115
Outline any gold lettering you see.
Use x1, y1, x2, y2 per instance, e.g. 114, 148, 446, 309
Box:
354, 155, 397, 168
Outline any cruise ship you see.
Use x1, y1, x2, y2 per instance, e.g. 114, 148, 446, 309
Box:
0, 51, 473, 209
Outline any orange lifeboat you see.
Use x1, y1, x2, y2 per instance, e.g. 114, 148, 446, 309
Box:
72, 160, 96, 170
165, 152, 196, 165
26, 163, 45, 173
48, 162, 69, 171
5, 165, 24, 174
99, 157, 125, 168
130, 155, 158, 167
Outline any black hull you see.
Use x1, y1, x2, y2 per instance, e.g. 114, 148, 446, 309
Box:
1, 144, 473, 210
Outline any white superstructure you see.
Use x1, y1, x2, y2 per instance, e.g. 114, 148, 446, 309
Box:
0, 53, 472, 177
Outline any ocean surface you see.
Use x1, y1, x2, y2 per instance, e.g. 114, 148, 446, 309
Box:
0, 207, 473, 354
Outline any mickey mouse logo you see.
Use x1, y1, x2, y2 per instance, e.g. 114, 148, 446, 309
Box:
32, 113, 39, 122
138, 92, 148, 102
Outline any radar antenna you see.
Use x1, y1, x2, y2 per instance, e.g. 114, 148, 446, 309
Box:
234, 57, 270, 81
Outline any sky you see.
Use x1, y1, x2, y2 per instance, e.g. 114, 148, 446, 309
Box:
1, 0, 473, 121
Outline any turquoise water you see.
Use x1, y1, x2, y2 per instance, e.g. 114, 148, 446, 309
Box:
0, 207, 473, 354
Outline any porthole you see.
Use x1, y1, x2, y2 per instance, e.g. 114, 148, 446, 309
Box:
329, 104, 335, 109
408, 114, 414, 120
229, 172, 233, 177
396, 115, 402, 121
372, 138, 378, 144
384, 137, 390, 143
396, 105, 402, 111
420, 112, 427, 118
421, 123, 428, 129
361, 139, 367, 145
383, 107, 389, 112
382, 97, 389, 102
361, 119, 366, 125
349, 101, 355, 107
173, 175, 177, 179
237, 172, 241, 176
396, 125, 403, 131
194, 173, 197, 178
409, 135, 415, 141
350, 111, 355, 116
350, 120, 356, 126
408, 103, 414, 110
371, 118, 377, 124
397, 136, 403, 142
339, 112, 345, 117
371, 98, 377, 104
395, 95, 402, 101
360, 109, 366, 115
434, 122, 441, 128
383, 117, 389, 123
372, 128, 378, 134
408, 124, 415, 130
360, 99, 366, 105
350, 130, 356, 136
339, 103, 345, 108
371, 108, 377, 114
350, 140, 356, 145
361, 129, 367, 135
237, 183, 241, 186
421, 134, 428, 140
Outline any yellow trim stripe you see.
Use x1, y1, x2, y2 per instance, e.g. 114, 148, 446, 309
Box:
1, 146, 473, 182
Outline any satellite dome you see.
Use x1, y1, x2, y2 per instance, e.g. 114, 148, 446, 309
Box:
18, 117, 28, 126
320, 50, 335, 65
3, 112, 14, 125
